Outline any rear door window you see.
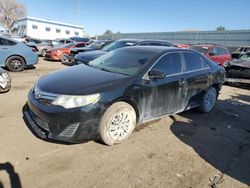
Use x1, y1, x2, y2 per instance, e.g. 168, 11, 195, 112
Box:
183, 52, 209, 72
148, 42, 162, 46
210, 47, 219, 56
217, 47, 228, 55
152, 52, 182, 76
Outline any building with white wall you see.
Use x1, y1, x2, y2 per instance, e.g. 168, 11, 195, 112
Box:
12, 17, 86, 39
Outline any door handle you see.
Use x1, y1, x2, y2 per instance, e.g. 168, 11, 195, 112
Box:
1, 47, 8, 50
179, 78, 186, 87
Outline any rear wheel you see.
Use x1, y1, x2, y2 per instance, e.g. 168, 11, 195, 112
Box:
41, 49, 47, 57
198, 87, 217, 113
99, 102, 136, 146
6, 56, 25, 72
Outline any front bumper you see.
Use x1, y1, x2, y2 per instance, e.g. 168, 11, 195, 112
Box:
44, 53, 60, 61
0, 74, 11, 93
25, 90, 105, 143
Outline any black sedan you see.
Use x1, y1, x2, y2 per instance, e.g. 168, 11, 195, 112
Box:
0, 68, 11, 93
74, 39, 176, 66
74, 39, 140, 65
24, 46, 225, 145
63, 40, 112, 65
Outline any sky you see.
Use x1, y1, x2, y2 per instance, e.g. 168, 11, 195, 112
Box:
18, 0, 250, 35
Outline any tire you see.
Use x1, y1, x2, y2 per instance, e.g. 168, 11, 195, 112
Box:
198, 87, 217, 113
99, 102, 136, 146
6, 56, 25, 72
60, 53, 69, 63
41, 49, 47, 57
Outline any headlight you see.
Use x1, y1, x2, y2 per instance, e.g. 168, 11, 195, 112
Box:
52, 93, 100, 109
56, 50, 61, 53
1, 72, 9, 79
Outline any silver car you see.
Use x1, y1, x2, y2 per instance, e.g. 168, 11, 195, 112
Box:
0, 36, 38, 72
0, 68, 11, 93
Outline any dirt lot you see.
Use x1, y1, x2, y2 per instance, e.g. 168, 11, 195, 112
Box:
0, 58, 250, 188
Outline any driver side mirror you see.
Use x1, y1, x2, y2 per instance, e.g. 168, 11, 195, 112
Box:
148, 70, 166, 79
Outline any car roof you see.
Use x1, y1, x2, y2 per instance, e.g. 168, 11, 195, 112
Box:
191, 44, 227, 48
138, 39, 173, 43
121, 45, 182, 53
117, 38, 142, 42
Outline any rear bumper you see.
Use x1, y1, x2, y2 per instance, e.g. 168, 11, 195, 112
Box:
25, 90, 104, 143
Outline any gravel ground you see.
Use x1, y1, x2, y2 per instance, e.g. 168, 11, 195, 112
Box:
0, 58, 250, 188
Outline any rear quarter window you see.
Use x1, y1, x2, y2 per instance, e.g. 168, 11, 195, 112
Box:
0, 38, 16, 46
183, 52, 209, 72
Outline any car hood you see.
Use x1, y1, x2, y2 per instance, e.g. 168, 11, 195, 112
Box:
47, 47, 67, 52
226, 60, 250, 69
75, 50, 107, 62
71, 47, 94, 52
37, 64, 130, 95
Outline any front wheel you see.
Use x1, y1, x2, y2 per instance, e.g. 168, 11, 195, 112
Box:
60, 53, 69, 63
6, 56, 25, 72
99, 102, 136, 146
198, 87, 217, 113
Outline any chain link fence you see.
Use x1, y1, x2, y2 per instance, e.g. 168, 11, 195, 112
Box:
98, 30, 250, 48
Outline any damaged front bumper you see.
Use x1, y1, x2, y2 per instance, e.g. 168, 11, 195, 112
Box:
24, 90, 105, 143
0, 72, 11, 93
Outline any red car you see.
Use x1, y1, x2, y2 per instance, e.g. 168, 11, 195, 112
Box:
176, 44, 190, 49
44, 42, 87, 62
189, 44, 232, 65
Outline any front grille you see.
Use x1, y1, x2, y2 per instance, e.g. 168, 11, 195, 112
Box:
59, 123, 80, 138
38, 98, 53, 105
29, 110, 50, 131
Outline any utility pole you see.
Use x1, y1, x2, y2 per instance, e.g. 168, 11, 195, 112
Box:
75, 0, 79, 25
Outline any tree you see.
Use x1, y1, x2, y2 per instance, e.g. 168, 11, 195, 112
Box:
0, 0, 26, 32
216, 26, 225, 31
104, 29, 113, 35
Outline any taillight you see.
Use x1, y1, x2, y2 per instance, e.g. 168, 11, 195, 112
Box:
32, 48, 37, 52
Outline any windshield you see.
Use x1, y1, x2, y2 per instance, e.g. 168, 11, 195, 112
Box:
101, 41, 136, 52
88, 48, 156, 76
61, 42, 75, 48
190, 46, 209, 54
86, 41, 105, 49
239, 53, 250, 61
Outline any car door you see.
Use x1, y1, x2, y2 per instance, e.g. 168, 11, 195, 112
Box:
218, 47, 231, 65
182, 52, 212, 108
137, 52, 186, 121
0, 38, 15, 66
208, 47, 222, 64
